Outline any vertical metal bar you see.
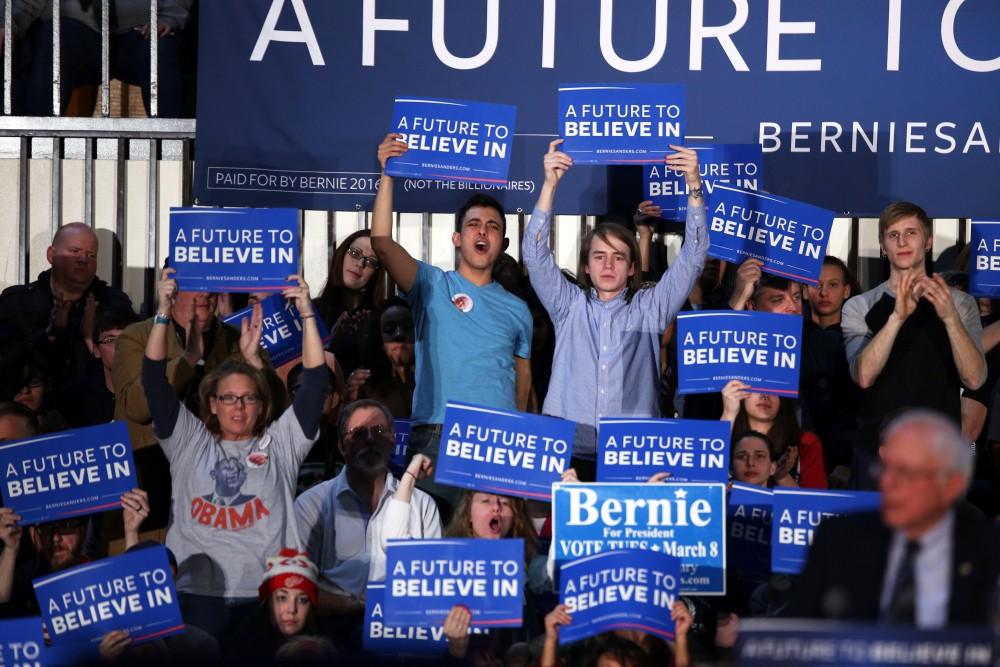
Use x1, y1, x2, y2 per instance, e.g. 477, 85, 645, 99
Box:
113, 137, 127, 290
4, 0, 12, 115
848, 217, 860, 285
180, 138, 192, 204
148, 0, 158, 117
84, 138, 95, 227
51, 137, 63, 236
145, 138, 159, 310
957, 217, 968, 247
18, 137, 30, 284
516, 211, 524, 265
326, 211, 336, 260
51, 0, 61, 116
101, 0, 110, 116
421, 213, 431, 263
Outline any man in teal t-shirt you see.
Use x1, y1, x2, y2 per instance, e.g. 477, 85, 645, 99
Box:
370, 133, 533, 518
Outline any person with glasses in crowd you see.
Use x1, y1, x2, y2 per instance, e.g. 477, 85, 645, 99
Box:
55, 308, 138, 427
294, 399, 440, 646
140, 269, 328, 644
787, 410, 1000, 627
313, 230, 389, 375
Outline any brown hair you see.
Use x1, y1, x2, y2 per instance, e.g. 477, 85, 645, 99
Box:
731, 396, 801, 458
198, 361, 273, 439
577, 223, 641, 300
878, 201, 931, 241
316, 229, 389, 312
445, 491, 537, 563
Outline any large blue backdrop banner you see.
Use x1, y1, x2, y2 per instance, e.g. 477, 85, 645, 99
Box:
195, 1, 1000, 216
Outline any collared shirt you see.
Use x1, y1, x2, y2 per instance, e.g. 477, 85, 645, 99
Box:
294, 469, 441, 597
521, 205, 707, 456
879, 510, 954, 628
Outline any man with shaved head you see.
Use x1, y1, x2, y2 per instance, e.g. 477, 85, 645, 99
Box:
0, 222, 133, 381
787, 410, 1000, 627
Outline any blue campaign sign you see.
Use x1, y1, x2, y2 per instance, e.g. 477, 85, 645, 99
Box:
364, 582, 447, 656
645, 144, 763, 221
552, 483, 726, 595
221, 293, 331, 367
771, 489, 881, 575
596, 417, 730, 483
364, 582, 487, 656
387, 97, 517, 184
0, 617, 46, 667
558, 84, 685, 165
383, 538, 523, 628
676, 311, 802, 397
727, 483, 773, 578
434, 401, 574, 501
559, 550, 680, 644
738, 618, 995, 667
196, 2, 1000, 217
168, 208, 298, 292
969, 220, 1000, 297
707, 185, 834, 285
0, 422, 137, 525
389, 419, 412, 478
33, 546, 184, 650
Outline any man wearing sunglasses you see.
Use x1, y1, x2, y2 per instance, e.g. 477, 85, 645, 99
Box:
371, 134, 533, 519
294, 399, 440, 629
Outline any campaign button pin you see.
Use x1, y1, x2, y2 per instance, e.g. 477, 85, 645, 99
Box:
247, 451, 269, 468
452, 293, 473, 313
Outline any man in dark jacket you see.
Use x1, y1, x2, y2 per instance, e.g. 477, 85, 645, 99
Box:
0, 222, 133, 383
787, 410, 1000, 627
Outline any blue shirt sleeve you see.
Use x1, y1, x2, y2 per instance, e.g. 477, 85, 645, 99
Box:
634, 203, 709, 330
521, 207, 580, 322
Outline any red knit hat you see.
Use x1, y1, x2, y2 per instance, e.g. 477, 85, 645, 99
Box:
258, 548, 319, 607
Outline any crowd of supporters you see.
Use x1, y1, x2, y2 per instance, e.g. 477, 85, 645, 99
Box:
0, 134, 996, 666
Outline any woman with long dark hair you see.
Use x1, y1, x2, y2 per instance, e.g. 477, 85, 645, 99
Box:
721, 380, 827, 488
313, 229, 389, 374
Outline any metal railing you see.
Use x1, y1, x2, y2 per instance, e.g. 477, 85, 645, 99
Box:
0, 1, 973, 310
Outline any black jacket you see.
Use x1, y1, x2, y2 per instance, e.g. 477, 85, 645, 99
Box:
785, 504, 1000, 625
0, 268, 133, 381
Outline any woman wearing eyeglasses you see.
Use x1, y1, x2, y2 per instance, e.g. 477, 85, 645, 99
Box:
141, 268, 329, 643
313, 230, 389, 374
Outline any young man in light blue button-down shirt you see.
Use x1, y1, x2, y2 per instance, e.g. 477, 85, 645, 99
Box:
521, 140, 709, 476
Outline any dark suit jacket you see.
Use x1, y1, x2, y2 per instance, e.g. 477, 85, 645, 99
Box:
785, 504, 1000, 625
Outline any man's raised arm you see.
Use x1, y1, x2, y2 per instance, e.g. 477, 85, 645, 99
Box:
371, 133, 419, 293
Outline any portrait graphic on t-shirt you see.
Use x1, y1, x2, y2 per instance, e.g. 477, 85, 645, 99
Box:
190, 455, 271, 531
